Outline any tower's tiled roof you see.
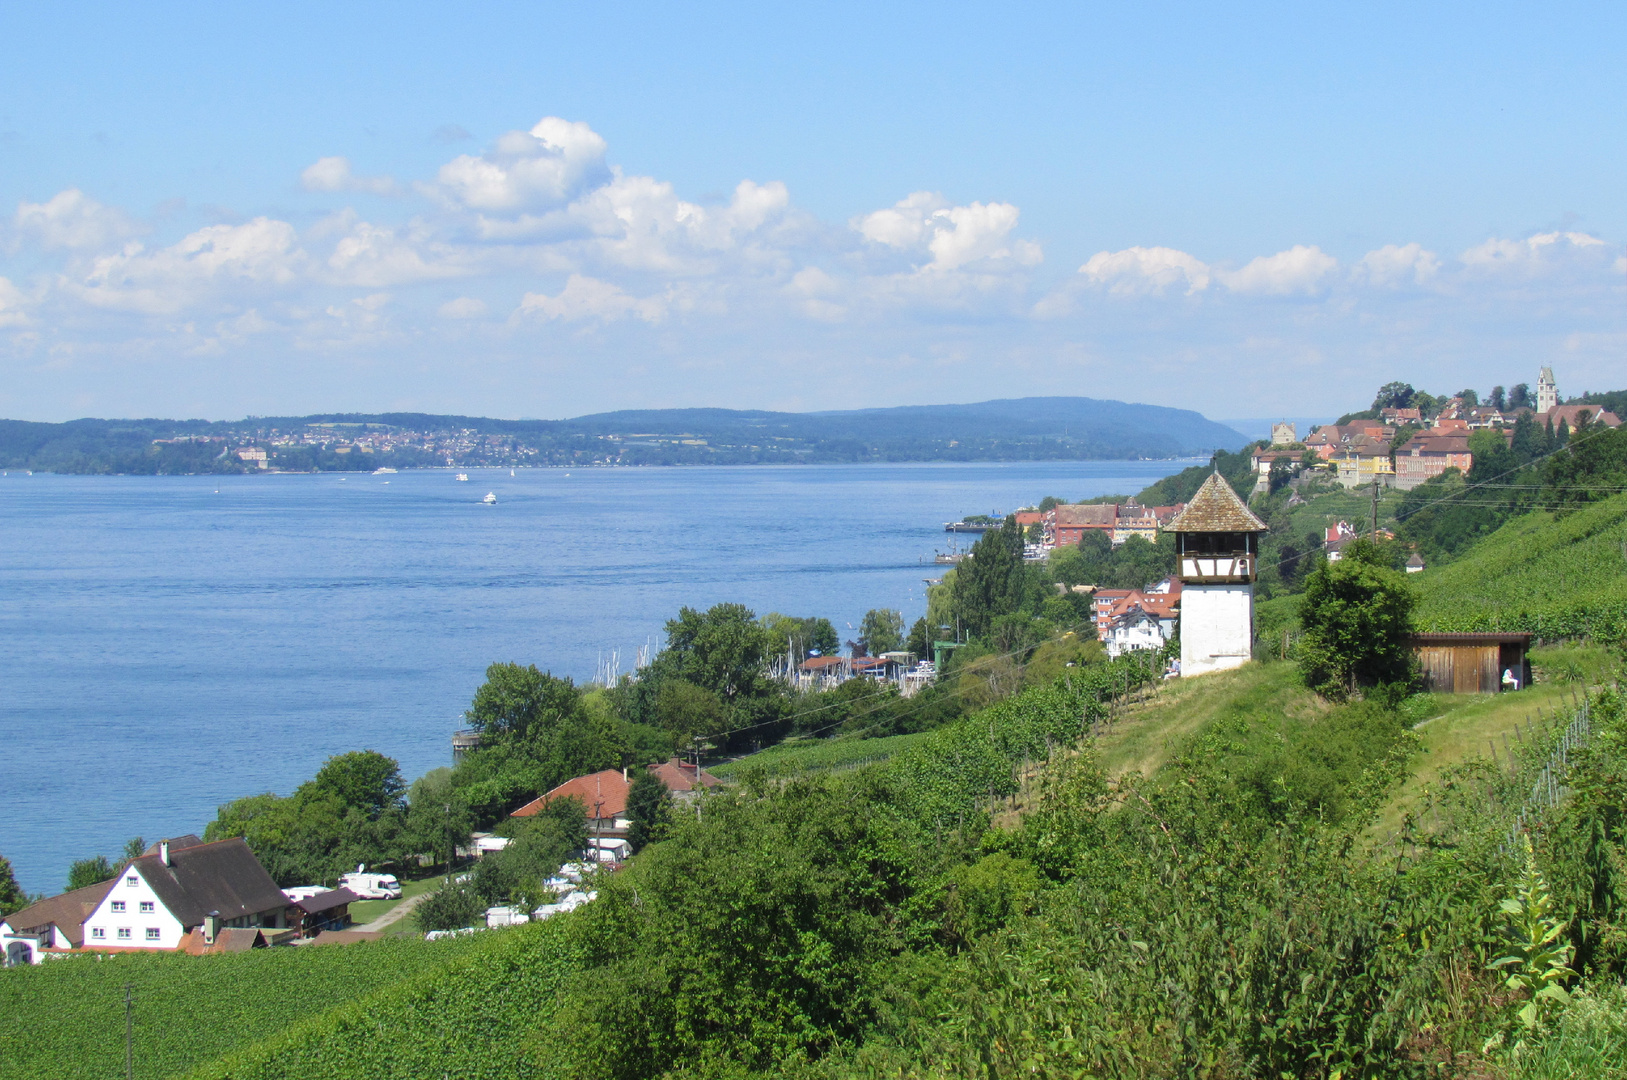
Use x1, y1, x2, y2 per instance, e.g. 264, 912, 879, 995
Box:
1163, 473, 1268, 533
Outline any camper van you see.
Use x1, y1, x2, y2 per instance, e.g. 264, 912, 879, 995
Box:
339, 866, 402, 900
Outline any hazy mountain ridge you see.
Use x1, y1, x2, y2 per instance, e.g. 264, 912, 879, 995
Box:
0, 398, 1248, 473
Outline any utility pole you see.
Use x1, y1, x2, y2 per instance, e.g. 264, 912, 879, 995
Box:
124, 983, 134, 1080
1371, 478, 1380, 539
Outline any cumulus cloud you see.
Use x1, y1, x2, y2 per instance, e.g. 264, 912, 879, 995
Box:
0, 276, 29, 327
1078, 246, 1211, 295
1353, 243, 1440, 287
324, 220, 467, 287
438, 296, 488, 319
857, 192, 1040, 271
300, 156, 399, 196
1219, 245, 1338, 295
1461, 231, 1608, 274
14, 189, 140, 250
515, 273, 664, 324
76, 217, 304, 313
431, 117, 610, 213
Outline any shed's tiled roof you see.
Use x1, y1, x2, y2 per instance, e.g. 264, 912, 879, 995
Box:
1163, 473, 1268, 533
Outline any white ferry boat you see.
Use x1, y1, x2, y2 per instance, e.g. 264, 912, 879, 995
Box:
373, 467, 397, 475
456, 473, 470, 481
483, 492, 498, 504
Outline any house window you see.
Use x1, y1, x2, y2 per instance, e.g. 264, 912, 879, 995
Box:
111, 901, 126, 913
126, 876, 139, 888
92, 927, 105, 939
145, 928, 160, 941
139, 902, 154, 913
117, 928, 131, 940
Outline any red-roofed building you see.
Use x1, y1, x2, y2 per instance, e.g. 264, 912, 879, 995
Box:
511, 759, 725, 831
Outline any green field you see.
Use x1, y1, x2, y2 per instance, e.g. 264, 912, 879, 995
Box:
708, 731, 932, 781
1412, 491, 1627, 637
0, 934, 486, 1080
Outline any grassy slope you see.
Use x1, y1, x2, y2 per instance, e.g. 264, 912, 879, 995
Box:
0, 935, 485, 1080
709, 731, 932, 781
1411, 492, 1627, 633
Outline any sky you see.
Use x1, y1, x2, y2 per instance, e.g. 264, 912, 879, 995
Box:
1, 1, 1623, 423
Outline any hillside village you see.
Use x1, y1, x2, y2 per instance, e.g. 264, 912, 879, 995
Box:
3, 367, 1627, 1079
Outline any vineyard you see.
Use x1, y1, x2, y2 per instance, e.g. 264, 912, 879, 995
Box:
0, 934, 487, 1080
1412, 491, 1627, 640
708, 731, 932, 781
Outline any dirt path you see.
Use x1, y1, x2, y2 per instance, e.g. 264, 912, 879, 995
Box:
355, 890, 431, 933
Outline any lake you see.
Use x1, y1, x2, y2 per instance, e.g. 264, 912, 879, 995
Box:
0, 460, 1187, 894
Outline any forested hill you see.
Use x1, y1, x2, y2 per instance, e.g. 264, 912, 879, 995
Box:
0, 397, 1246, 474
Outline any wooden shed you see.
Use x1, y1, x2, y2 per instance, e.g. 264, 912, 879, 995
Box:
1411, 632, 1531, 694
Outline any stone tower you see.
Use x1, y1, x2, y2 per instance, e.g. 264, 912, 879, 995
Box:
1270, 421, 1297, 447
1537, 366, 1558, 413
1165, 473, 1269, 677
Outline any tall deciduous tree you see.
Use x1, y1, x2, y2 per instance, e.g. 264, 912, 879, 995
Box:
1297, 538, 1417, 701
66, 855, 114, 892
954, 516, 1026, 638
859, 609, 905, 656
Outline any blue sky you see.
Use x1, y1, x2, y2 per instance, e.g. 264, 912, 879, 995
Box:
1, 1, 1622, 422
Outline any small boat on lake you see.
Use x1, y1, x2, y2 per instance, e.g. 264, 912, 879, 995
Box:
373, 467, 397, 475
483, 492, 498, 504
456, 473, 469, 481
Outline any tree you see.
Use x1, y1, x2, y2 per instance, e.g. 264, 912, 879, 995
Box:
0, 854, 26, 918
308, 750, 406, 820
626, 771, 673, 854
1509, 382, 1532, 410
67, 855, 114, 892
1455, 388, 1480, 407
1489, 385, 1507, 410
466, 663, 585, 744
121, 837, 146, 863
1371, 381, 1416, 411
954, 516, 1026, 638
655, 680, 724, 742
905, 617, 931, 659
414, 877, 485, 932
1297, 538, 1417, 700
859, 609, 905, 656
661, 604, 775, 702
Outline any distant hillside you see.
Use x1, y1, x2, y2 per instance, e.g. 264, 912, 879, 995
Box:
0, 398, 1247, 474
1412, 492, 1627, 639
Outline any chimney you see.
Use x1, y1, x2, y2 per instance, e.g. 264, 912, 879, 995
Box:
160, 840, 170, 866
203, 911, 220, 945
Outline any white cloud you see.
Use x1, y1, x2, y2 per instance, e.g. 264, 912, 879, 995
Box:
77, 218, 304, 313
857, 192, 1040, 271
1219, 245, 1338, 295
1353, 243, 1440, 287
515, 273, 664, 324
324, 220, 467, 287
431, 117, 610, 212
438, 296, 488, 319
1078, 246, 1211, 295
1461, 231, 1608, 274
14, 189, 139, 250
300, 156, 399, 196
0, 276, 29, 327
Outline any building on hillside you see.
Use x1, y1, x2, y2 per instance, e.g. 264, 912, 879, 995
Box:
1539, 404, 1622, 430
1323, 520, 1358, 561
1411, 632, 1530, 694
285, 888, 359, 939
511, 760, 724, 832
5, 836, 293, 963
1332, 434, 1396, 489
1379, 407, 1422, 424
1537, 367, 1558, 413
1102, 590, 1180, 657
1304, 423, 1397, 461
1405, 554, 1425, 573
796, 654, 849, 690
1044, 501, 1183, 548
1270, 421, 1297, 446
1164, 473, 1268, 677
1394, 429, 1473, 490
1250, 448, 1303, 493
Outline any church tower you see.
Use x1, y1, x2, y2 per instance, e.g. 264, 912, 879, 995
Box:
1537, 366, 1558, 413
1165, 473, 1269, 677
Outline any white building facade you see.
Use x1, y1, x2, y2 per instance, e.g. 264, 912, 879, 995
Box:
1164, 473, 1269, 678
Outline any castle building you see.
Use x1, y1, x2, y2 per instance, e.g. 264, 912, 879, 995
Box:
1164, 473, 1269, 677
1537, 366, 1558, 414
1270, 421, 1297, 446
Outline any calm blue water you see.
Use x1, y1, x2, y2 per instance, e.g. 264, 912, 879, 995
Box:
0, 461, 1185, 894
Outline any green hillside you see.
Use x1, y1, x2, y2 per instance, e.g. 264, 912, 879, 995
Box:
1412, 491, 1627, 639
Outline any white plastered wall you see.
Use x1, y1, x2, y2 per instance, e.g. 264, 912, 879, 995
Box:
82, 867, 187, 950
1179, 584, 1254, 676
